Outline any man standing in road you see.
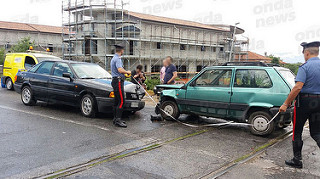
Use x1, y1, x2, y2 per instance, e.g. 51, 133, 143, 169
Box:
111, 42, 131, 128
163, 56, 177, 84
279, 41, 320, 168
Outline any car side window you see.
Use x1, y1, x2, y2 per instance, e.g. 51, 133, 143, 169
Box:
35, 62, 54, 75
29, 63, 42, 73
24, 56, 36, 70
53, 63, 73, 77
195, 69, 232, 87
234, 69, 272, 88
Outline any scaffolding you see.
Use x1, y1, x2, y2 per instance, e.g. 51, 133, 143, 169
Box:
62, 0, 235, 79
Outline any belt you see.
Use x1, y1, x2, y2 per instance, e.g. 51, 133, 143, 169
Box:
112, 76, 124, 80
300, 93, 320, 98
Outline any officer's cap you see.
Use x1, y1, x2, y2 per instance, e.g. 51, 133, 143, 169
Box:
300, 41, 320, 49
114, 42, 126, 49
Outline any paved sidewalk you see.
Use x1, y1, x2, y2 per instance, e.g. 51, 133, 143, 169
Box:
219, 129, 320, 179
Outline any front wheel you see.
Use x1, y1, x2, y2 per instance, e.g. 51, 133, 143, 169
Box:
80, 94, 97, 118
21, 86, 36, 106
249, 111, 275, 136
6, 78, 13, 90
160, 101, 180, 121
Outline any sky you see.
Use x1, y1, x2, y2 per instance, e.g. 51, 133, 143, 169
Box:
1, 0, 319, 63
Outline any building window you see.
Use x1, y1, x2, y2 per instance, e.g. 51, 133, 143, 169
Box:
212, 47, 216, 52
180, 44, 185, 50
84, 39, 97, 55
151, 65, 161, 72
47, 44, 53, 52
177, 65, 187, 79
197, 65, 206, 72
157, 42, 162, 49
220, 47, 224, 52
201, 46, 206, 51
129, 41, 134, 55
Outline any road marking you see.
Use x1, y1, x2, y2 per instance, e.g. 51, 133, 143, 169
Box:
0, 105, 110, 131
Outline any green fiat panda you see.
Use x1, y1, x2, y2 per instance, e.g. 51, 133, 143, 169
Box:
155, 62, 295, 136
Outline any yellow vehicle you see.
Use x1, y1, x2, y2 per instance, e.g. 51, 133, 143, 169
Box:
1, 53, 61, 90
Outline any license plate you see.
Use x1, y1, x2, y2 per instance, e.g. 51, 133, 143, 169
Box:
131, 102, 139, 108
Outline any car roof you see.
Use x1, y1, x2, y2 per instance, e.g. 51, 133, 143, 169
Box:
7, 52, 59, 58
40, 59, 97, 65
205, 65, 274, 69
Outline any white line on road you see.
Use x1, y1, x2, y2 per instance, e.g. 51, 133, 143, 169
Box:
0, 105, 110, 131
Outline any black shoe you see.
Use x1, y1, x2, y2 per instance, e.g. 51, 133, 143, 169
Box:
285, 158, 303, 169
113, 118, 127, 128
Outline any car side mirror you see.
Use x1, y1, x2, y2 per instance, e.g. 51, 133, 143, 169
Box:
62, 73, 73, 81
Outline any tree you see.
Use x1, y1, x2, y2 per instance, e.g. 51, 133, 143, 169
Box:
284, 63, 301, 75
11, 37, 35, 52
0, 48, 5, 65
268, 54, 280, 64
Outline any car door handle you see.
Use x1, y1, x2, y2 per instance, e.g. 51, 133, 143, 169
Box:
228, 92, 233, 95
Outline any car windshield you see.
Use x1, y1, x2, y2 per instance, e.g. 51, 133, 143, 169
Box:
36, 57, 62, 62
71, 63, 112, 79
278, 69, 296, 87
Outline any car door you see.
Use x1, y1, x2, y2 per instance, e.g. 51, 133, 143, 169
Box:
185, 68, 233, 118
48, 62, 76, 104
230, 69, 273, 119
30, 61, 55, 100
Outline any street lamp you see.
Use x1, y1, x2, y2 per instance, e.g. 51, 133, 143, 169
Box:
228, 22, 240, 62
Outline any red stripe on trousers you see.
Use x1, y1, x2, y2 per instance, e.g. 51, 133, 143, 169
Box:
118, 81, 124, 109
293, 101, 296, 141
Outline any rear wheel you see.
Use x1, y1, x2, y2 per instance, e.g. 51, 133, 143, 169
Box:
249, 111, 275, 136
21, 86, 36, 106
80, 94, 97, 118
160, 101, 180, 121
6, 78, 13, 90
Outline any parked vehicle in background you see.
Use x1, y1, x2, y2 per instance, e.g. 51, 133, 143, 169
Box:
1, 53, 61, 90
155, 62, 296, 136
14, 59, 145, 117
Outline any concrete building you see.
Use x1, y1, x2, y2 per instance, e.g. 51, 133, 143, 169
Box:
62, 0, 246, 75
0, 21, 63, 57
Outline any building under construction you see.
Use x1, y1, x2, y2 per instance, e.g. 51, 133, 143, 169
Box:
62, 0, 246, 75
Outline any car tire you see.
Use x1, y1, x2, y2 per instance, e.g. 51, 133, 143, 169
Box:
249, 111, 275, 136
80, 94, 97, 118
21, 86, 36, 106
6, 78, 14, 90
160, 101, 180, 121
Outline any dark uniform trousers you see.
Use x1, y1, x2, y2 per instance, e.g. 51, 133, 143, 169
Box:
111, 77, 125, 119
293, 94, 320, 159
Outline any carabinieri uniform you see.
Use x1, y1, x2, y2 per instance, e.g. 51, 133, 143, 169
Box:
290, 41, 320, 166
110, 43, 127, 128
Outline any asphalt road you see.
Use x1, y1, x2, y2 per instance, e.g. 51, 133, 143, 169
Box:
0, 88, 292, 178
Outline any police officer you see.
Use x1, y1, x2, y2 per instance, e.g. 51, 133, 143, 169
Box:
111, 42, 131, 128
279, 41, 320, 168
